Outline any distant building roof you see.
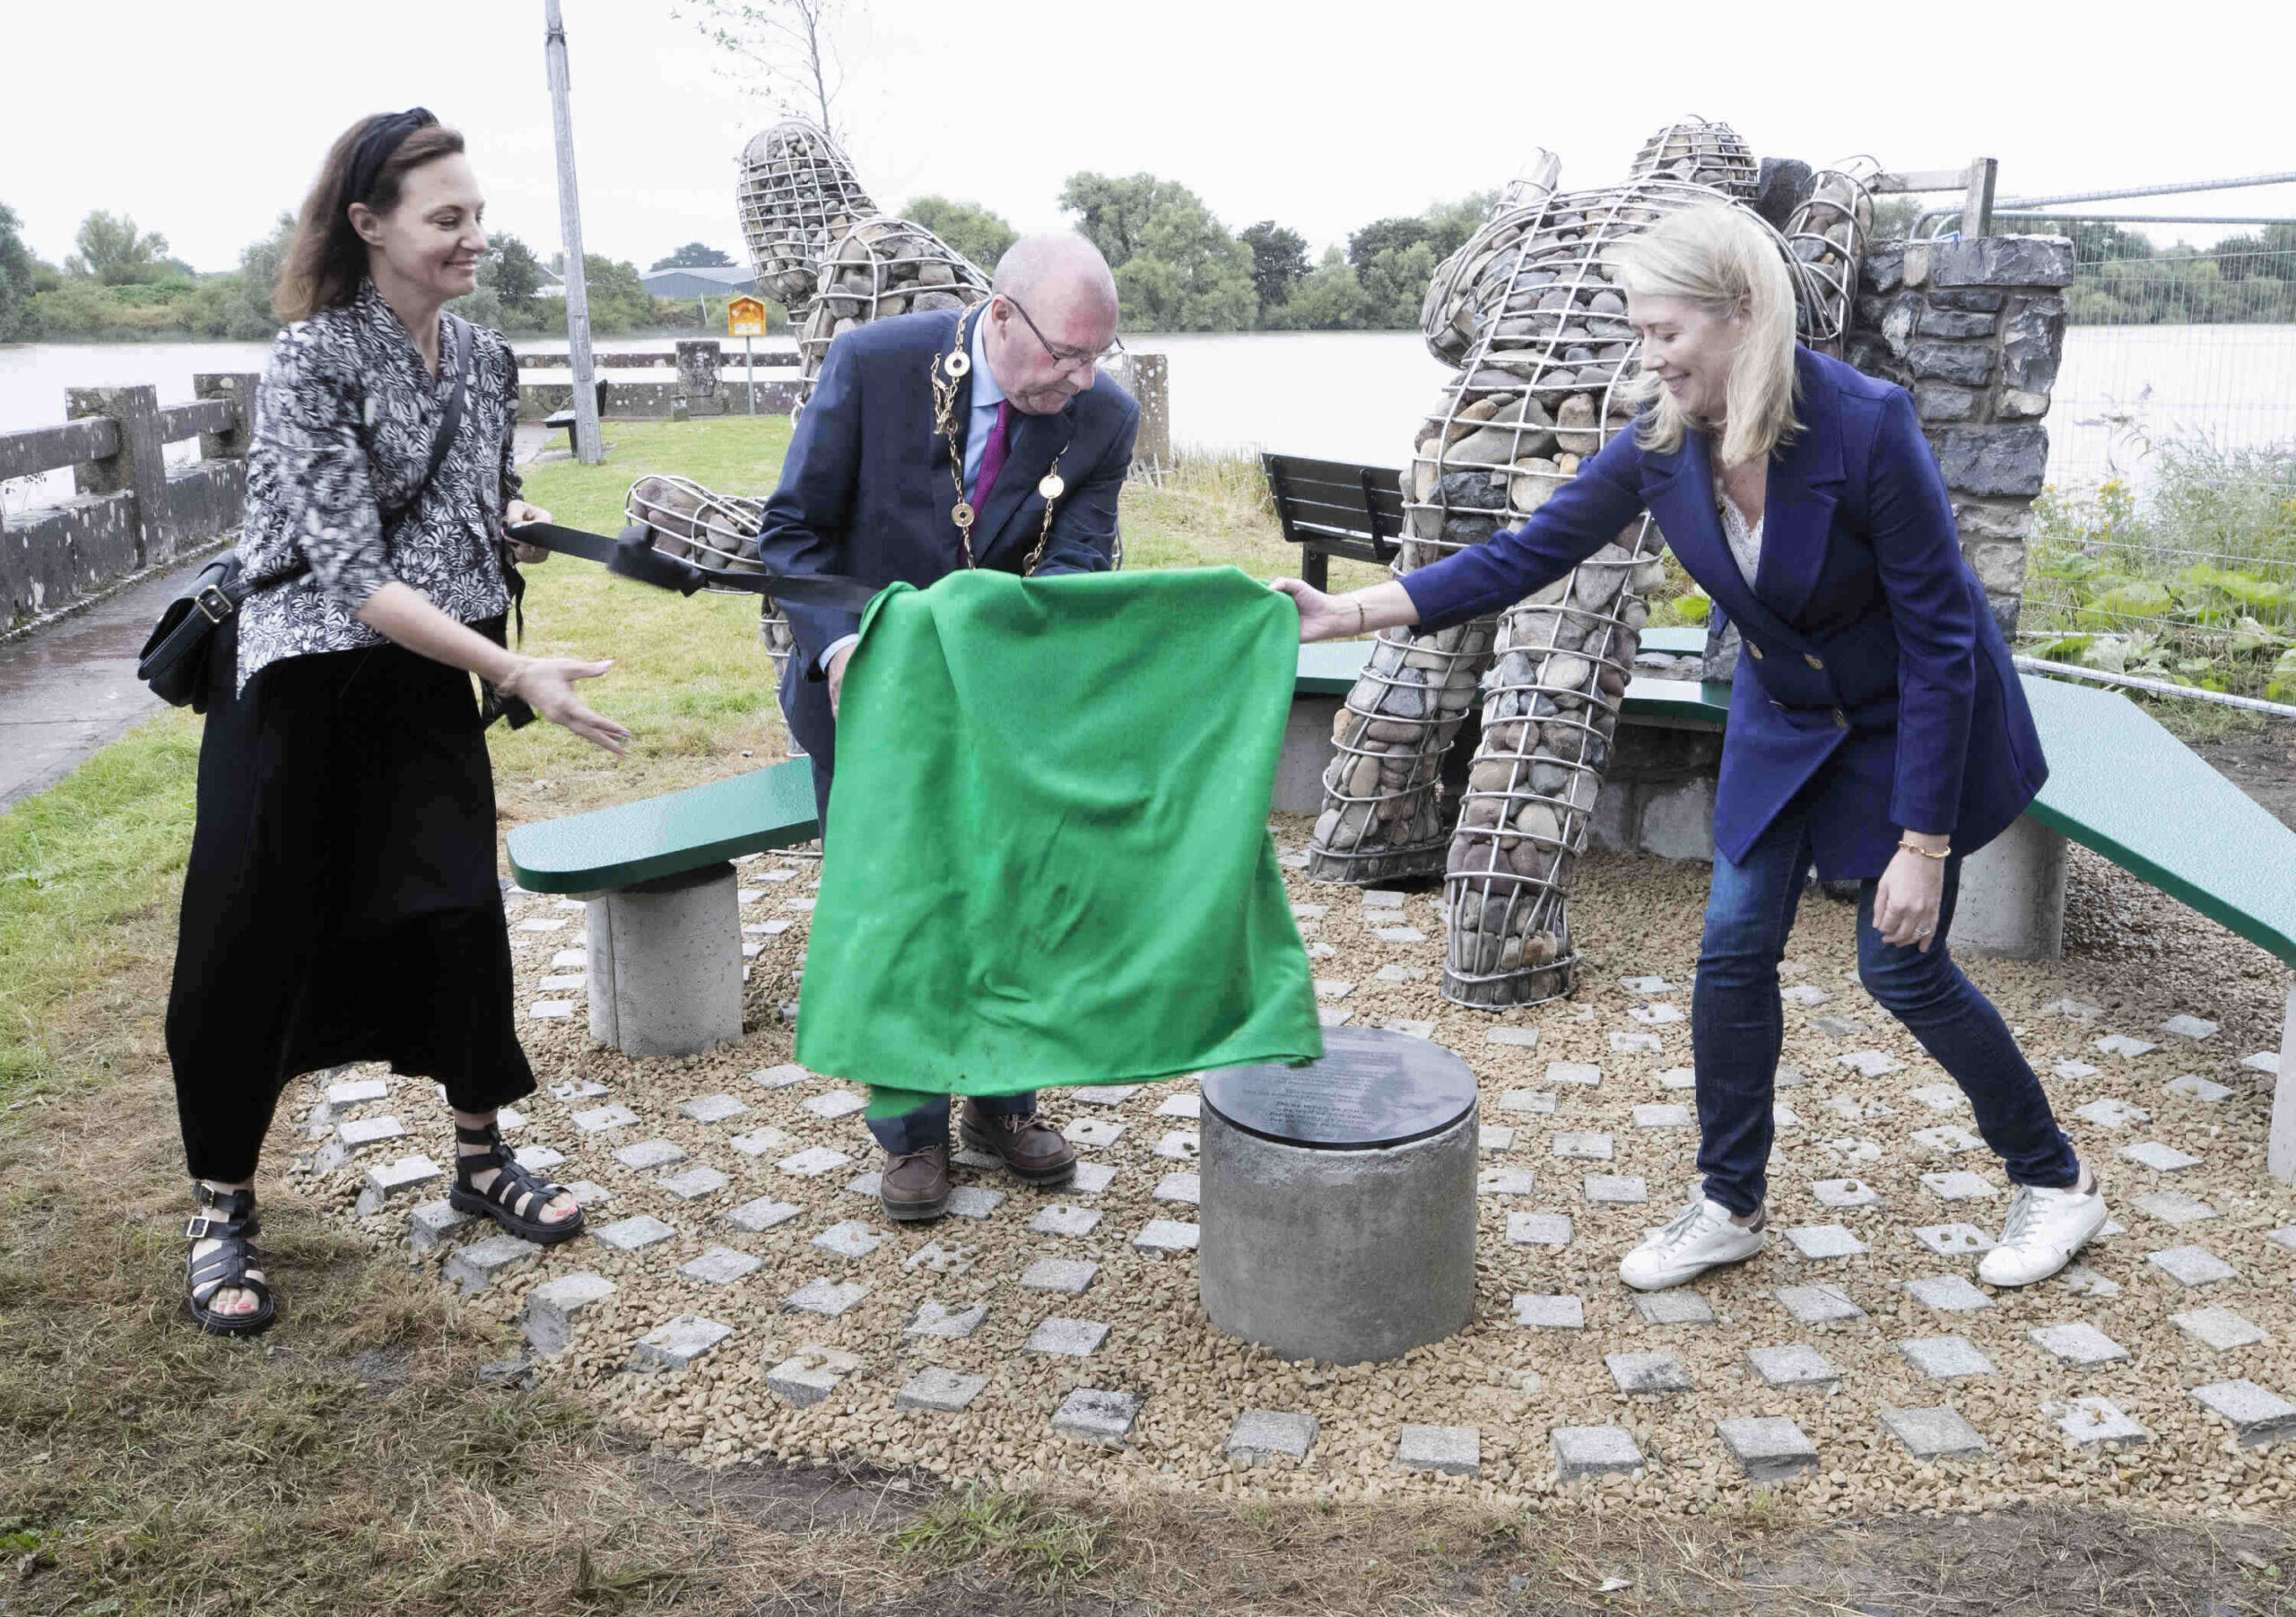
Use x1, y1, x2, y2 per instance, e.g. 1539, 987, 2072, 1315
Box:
642, 265, 760, 298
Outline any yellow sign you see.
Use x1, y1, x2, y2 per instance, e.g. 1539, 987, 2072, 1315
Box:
726, 295, 768, 338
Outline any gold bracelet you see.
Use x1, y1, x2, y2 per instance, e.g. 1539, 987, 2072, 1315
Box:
1897, 838, 1950, 861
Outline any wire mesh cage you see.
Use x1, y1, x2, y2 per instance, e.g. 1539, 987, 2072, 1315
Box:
1628, 115, 1761, 198
1784, 157, 1881, 355
794, 215, 993, 396
1422, 152, 1562, 367
735, 120, 878, 309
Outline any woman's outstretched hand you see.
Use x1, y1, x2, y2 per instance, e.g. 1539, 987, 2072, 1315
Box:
1270, 578, 1355, 644
505, 657, 631, 757
1873, 845, 1947, 952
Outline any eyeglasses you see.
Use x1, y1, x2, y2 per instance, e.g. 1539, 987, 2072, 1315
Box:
1000, 293, 1124, 373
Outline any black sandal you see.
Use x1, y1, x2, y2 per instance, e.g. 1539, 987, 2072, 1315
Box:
185, 1183, 275, 1337
449, 1122, 587, 1245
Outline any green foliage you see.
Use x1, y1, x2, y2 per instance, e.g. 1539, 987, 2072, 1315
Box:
64, 210, 172, 286
0, 201, 44, 342
182, 211, 294, 341
891, 1487, 1109, 1592
1239, 220, 1308, 318
1057, 171, 1201, 269
650, 240, 735, 270
901, 196, 1016, 276
1063, 172, 1256, 332
2048, 227, 2296, 326
1265, 245, 1376, 331
461, 231, 552, 335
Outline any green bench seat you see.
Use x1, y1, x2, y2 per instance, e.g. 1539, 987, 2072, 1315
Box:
507, 757, 818, 895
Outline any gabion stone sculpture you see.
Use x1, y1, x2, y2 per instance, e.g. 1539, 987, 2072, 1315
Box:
1421, 152, 1561, 368
1309, 120, 1857, 1011
1784, 160, 1879, 355
735, 121, 877, 309
1628, 115, 1760, 197
795, 215, 992, 396
624, 474, 765, 572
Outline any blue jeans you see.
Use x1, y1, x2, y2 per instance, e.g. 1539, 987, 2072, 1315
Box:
867, 1088, 1038, 1154
1691, 800, 2079, 1216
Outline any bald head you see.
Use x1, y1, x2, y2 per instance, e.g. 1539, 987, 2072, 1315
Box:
980, 233, 1121, 415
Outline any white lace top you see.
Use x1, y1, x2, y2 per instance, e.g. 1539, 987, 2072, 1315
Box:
1717, 492, 1763, 592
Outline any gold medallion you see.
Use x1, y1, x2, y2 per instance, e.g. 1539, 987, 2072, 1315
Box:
952, 500, 975, 529
1038, 474, 1065, 501
944, 350, 970, 378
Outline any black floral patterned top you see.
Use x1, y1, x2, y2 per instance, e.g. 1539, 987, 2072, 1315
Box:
235, 278, 522, 691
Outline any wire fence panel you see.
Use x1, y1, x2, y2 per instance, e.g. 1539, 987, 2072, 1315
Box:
2023, 227, 2296, 699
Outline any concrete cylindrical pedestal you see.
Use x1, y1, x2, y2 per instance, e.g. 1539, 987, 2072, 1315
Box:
1953, 813, 2069, 960
1198, 1027, 1478, 1365
586, 861, 744, 1056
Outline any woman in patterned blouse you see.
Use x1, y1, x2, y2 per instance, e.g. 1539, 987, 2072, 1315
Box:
168, 110, 626, 1334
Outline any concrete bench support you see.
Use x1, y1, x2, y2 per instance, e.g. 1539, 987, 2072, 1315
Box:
2269, 985, 2296, 1184
585, 861, 744, 1056
1953, 814, 2069, 961
1274, 696, 1343, 814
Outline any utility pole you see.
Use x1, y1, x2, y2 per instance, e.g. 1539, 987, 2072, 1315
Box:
544, 0, 602, 465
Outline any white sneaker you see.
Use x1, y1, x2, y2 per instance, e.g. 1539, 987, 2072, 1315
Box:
1977, 1169, 2108, 1288
1619, 1198, 1766, 1291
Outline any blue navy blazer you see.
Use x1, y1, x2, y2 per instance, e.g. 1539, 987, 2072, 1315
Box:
754, 307, 1139, 824
1400, 346, 2048, 879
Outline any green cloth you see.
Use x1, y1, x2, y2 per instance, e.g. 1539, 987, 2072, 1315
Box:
792, 565, 1323, 1117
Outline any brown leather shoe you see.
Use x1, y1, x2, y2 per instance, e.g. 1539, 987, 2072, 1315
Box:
879, 1144, 952, 1221
959, 1103, 1076, 1187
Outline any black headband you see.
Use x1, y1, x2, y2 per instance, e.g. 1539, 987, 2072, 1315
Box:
345, 107, 439, 207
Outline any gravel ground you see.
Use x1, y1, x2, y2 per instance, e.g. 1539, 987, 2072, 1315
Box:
286, 822, 2296, 1524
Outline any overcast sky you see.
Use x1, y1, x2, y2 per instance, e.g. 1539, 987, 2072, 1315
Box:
4, 0, 2286, 275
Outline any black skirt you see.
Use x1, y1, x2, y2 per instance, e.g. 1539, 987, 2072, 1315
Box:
165, 619, 534, 1182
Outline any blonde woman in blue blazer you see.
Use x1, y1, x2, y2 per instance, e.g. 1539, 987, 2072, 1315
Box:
1279, 204, 2106, 1292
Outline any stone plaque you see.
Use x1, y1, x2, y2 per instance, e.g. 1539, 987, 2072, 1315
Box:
1204, 1027, 1475, 1150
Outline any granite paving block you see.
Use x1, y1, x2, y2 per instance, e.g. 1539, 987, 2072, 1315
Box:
945, 1186, 1008, 1220
574, 1104, 640, 1134
2165, 1074, 2233, 1102
678, 1093, 748, 1125
2134, 1191, 2218, 1225
1912, 1222, 1995, 1257
1552, 1133, 1613, 1161
1486, 1027, 1541, 1048
803, 1091, 866, 1120
784, 1277, 870, 1317
2160, 1014, 2219, 1040
1585, 1175, 1647, 1204
594, 1214, 676, 1251
1775, 1064, 1811, 1089
1313, 978, 1355, 1002
1372, 926, 1427, 943
1898, 1336, 1995, 1379
1912, 1126, 1983, 1155
631, 1315, 733, 1372
2241, 1050, 2281, 1074
2029, 1322, 2129, 1365
2189, 1381, 2296, 1447
527, 1001, 576, 1020
1921, 1170, 1999, 1203
1554, 1425, 1644, 1481
1838, 1050, 1903, 1077
1717, 1416, 1818, 1482
1070, 1162, 1119, 1194
1478, 1169, 1538, 1195
905, 1300, 990, 1340
1153, 1131, 1200, 1161
2171, 1307, 2269, 1351
2073, 1098, 2145, 1128
812, 1221, 887, 1260
2117, 1141, 2201, 1172
729, 1127, 797, 1157
2095, 1034, 2157, 1059
336, 1115, 404, 1149
408, 1199, 479, 1253
1507, 1213, 1574, 1248
1500, 1089, 1558, 1115
1068, 1084, 1141, 1106
1607, 1352, 1692, 1394
2048, 1396, 2151, 1447
1153, 1172, 1201, 1205
362, 1154, 442, 1205
679, 1246, 762, 1285
444, 1233, 542, 1294
547, 1077, 609, 1100
903, 1239, 978, 1275
1020, 1257, 1098, 1293
1880, 1404, 1987, 1460
750, 1064, 811, 1089
2045, 998, 2104, 1021
1813, 1016, 1866, 1039
1822, 1137, 1883, 1164
2055, 1060, 2103, 1082
520, 1272, 617, 1355
2270, 1228, 2296, 1251
1908, 1082, 1969, 1113
1772, 1103, 1801, 1131
549, 951, 590, 972
1227, 1410, 1318, 1465
1633, 1105, 1692, 1129
327, 1076, 391, 1106
1377, 963, 1427, 982
1317, 1007, 1352, 1028
1292, 902, 1328, 921
2147, 1245, 2237, 1287
1610, 1030, 1663, 1055
1633, 1289, 1716, 1326
898, 1368, 988, 1413
562, 1180, 613, 1211
1813, 1178, 1883, 1209
1512, 1293, 1586, 1329
1133, 1219, 1200, 1254
1657, 1066, 1698, 1091
512, 1144, 565, 1172
845, 1173, 884, 1198
723, 1196, 803, 1232
766, 1345, 861, 1406
1052, 1388, 1143, 1445
1361, 889, 1405, 908
1155, 1092, 1203, 1118
1630, 1003, 1685, 1026
2056, 1265, 2122, 1300
1479, 1126, 1516, 1153
778, 1147, 853, 1178
1747, 1343, 1840, 1389
613, 1138, 687, 1171
1622, 974, 1675, 995
659, 1166, 729, 1201
1027, 1317, 1111, 1357
1377, 1018, 1438, 1040
1396, 1424, 1480, 1477
1821, 1096, 1892, 1123
517, 917, 568, 932
1031, 1204, 1102, 1238
1904, 1274, 1993, 1312
1066, 1118, 1126, 1149
1547, 1062, 1603, 1087
1787, 1225, 1868, 1260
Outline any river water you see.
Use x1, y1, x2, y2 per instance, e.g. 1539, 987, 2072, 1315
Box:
6, 325, 2292, 514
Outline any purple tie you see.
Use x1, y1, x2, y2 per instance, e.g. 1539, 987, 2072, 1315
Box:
971, 399, 1014, 512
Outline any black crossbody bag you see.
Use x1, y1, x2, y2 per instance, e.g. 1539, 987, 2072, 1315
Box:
137, 315, 473, 711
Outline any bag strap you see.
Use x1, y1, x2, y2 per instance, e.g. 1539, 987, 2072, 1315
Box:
509, 520, 883, 614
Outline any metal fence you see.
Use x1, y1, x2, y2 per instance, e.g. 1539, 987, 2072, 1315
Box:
2018, 226, 2296, 699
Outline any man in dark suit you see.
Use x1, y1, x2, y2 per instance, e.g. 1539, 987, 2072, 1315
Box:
755, 233, 1140, 1221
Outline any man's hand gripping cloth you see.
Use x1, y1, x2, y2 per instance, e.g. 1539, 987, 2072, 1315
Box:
794, 567, 1324, 1117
